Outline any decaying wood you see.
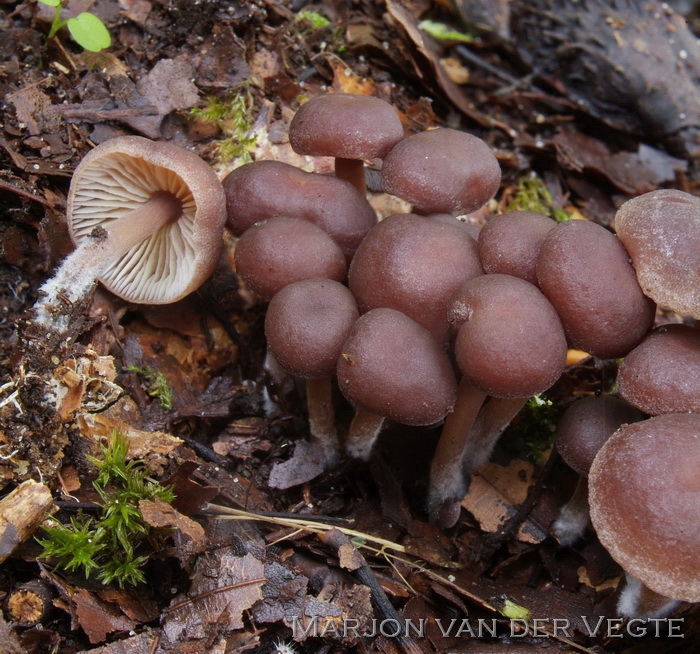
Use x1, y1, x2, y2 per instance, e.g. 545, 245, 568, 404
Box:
0, 479, 54, 564
4, 578, 55, 626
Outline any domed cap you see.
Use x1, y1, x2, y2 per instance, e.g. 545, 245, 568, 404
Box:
348, 213, 483, 345
555, 395, 644, 476
265, 279, 359, 379
536, 219, 655, 359
449, 274, 568, 398
380, 128, 501, 215
478, 211, 556, 285
223, 160, 377, 259
589, 413, 700, 603
68, 136, 226, 304
337, 308, 457, 426
617, 324, 700, 415
289, 93, 404, 161
614, 189, 700, 319
234, 216, 347, 300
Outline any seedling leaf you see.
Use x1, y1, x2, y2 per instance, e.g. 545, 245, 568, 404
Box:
67, 12, 111, 52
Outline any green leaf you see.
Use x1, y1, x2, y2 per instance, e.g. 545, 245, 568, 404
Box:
418, 20, 474, 44
39, 0, 62, 7
66, 12, 111, 52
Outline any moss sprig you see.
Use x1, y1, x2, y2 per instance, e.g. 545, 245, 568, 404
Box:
38, 431, 175, 587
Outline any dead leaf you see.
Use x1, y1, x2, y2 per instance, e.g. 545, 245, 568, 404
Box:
72, 589, 136, 645
461, 460, 548, 544
138, 498, 205, 543
268, 439, 327, 489
162, 550, 264, 643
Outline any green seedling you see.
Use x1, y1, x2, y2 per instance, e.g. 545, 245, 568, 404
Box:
419, 19, 474, 44
38, 431, 175, 587
507, 175, 573, 222
39, 0, 111, 52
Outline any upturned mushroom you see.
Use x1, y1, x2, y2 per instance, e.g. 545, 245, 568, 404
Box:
616, 323, 700, 415
234, 216, 347, 300
265, 278, 359, 464
614, 189, 700, 319
34, 136, 226, 331
288, 93, 404, 194
588, 413, 700, 618
348, 213, 483, 346
429, 274, 568, 526
222, 160, 377, 260
551, 395, 644, 546
380, 127, 501, 216
536, 219, 655, 359
337, 308, 457, 460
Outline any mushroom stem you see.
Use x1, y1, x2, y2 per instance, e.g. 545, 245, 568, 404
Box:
551, 477, 590, 546
334, 158, 366, 195
33, 192, 182, 330
305, 377, 341, 464
345, 409, 386, 460
617, 574, 682, 619
466, 396, 529, 472
427, 378, 487, 526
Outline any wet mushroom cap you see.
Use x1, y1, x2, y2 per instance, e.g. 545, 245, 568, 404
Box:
478, 211, 557, 285
589, 413, 700, 603
555, 396, 644, 477
348, 213, 483, 345
380, 128, 501, 215
449, 274, 568, 398
536, 219, 656, 359
617, 324, 700, 415
337, 308, 457, 426
265, 279, 359, 379
614, 189, 700, 319
234, 216, 347, 300
222, 160, 377, 259
68, 135, 226, 303
288, 93, 404, 161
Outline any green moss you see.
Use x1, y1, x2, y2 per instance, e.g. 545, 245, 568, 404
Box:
125, 365, 173, 410
507, 175, 573, 222
518, 394, 563, 464
38, 431, 175, 587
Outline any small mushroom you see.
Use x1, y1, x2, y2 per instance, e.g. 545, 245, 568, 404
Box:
588, 412, 700, 617
617, 323, 700, 415
536, 219, 656, 359
337, 308, 457, 460
551, 395, 644, 546
288, 93, 404, 194
348, 213, 483, 346
478, 211, 557, 285
429, 274, 568, 525
380, 128, 501, 216
223, 159, 377, 260
234, 216, 347, 300
265, 278, 359, 464
34, 136, 226, 331
614, 189, 700, 319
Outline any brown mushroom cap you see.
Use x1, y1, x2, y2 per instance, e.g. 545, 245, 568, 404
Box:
222, 160, 377, 259
288, 93, 404, 161
337, 308, 457, 426
614, 189, 700, 319
348, 213, 483, 345
449, 274, 568, 398
617, 324, 700, 415
478, 211, 557, 285
68, 136, 226, 304
536, 219, 656, 359
234, 216, 347, 300
588, 413, 700, 603
555, 396, 644, 477
380, 128, 501, 215
265, 279, 359, 379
